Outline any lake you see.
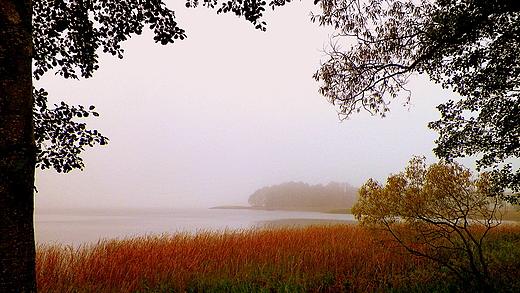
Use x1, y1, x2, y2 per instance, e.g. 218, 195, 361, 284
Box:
35, 207, 357, 246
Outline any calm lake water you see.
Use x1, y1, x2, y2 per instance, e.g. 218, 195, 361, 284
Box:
35, 207, 356, 246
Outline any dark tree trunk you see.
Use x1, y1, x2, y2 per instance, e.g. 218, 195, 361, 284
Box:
0, 1, 37, 292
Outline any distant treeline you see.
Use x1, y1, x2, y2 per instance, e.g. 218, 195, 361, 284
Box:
248, 181, 358, 209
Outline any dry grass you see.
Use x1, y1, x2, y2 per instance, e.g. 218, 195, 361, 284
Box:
36, 224, 520, 293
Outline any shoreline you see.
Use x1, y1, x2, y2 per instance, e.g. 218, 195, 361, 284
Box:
209, 205, 351, 214
257, 218, 358, 228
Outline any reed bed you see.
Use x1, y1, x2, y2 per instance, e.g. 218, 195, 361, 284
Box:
36, 224, 520, 292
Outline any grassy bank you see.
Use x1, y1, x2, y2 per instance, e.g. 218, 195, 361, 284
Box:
36, 224, 520, 293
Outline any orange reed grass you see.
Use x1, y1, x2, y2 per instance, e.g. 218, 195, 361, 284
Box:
36, 224, 443, 292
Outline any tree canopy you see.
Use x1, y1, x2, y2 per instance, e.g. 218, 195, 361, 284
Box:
310, 0, 520, 199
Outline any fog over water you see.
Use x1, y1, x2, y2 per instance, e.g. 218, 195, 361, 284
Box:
33, 1, 460, 215
35, 207, 356, 245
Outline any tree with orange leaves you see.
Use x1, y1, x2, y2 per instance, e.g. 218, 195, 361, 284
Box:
352, 156, 504, 293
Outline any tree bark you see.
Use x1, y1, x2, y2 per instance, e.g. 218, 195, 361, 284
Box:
0, 0, 37, 292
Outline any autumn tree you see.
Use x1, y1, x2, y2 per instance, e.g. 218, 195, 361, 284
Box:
1, 0, 276, 291
352, 156, 504, 292
310, 0, 520, 200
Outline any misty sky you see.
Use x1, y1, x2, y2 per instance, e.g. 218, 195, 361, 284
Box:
34, 1, 460, 209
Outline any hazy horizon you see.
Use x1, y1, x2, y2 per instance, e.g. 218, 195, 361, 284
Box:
34, 1, 460, 210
